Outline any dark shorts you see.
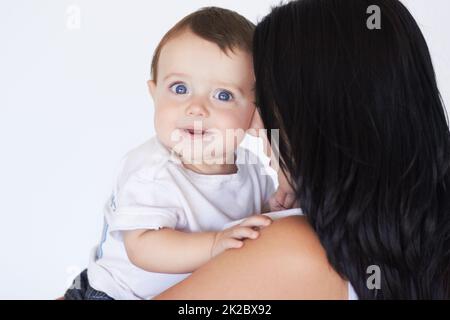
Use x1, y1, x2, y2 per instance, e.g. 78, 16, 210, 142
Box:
64, 269, 114, 300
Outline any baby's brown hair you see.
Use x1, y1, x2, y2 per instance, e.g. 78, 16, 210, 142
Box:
151, 7, 255, 82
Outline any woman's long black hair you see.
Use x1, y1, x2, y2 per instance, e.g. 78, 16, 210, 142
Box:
254, 0, 450, 299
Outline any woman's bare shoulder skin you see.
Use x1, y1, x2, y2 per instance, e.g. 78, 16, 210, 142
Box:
154, 215, 348, 300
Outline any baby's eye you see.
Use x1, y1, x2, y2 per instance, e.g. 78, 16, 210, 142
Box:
169, 83, 189, 95
213, 90, 233, 102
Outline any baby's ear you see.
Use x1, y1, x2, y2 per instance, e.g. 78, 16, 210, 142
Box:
147, 80, 156, 99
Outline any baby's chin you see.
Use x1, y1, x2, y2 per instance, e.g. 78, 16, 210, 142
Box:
169, 140, 237, 165
158, 127, 245, 162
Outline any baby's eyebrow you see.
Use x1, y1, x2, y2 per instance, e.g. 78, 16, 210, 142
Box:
162, 72, 190, 81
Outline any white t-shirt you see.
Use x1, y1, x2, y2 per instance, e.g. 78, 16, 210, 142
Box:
87, 136, 276, 300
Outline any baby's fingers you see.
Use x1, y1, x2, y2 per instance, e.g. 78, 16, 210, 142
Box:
239, 215, 272, 228
221, 238, 243, 250
231, 226, 260, 240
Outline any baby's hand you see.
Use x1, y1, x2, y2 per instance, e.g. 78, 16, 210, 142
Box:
210, 214, 272, 258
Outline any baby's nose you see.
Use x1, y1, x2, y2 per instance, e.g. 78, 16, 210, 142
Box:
185, 102, 209, 117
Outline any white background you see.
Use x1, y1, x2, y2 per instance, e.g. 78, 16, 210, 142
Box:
0, 0, 449, 299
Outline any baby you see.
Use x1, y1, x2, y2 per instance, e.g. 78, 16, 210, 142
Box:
65, 7, 290, 300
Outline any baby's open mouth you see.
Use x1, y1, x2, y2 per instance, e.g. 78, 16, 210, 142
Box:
181, 128, 210, 138
186, 129, 205, 135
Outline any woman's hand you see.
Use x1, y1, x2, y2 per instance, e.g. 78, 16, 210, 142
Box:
269, 169, 299, 211
247, 108, 299, 211
269, 187, 298, 211
210, 214, 272, 258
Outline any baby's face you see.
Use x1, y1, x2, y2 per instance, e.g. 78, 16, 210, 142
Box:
148, 30, 255, 164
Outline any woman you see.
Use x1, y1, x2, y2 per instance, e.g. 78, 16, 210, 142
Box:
155, 0, 450, 299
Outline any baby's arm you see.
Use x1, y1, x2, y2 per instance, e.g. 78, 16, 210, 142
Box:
123, 214, 272, 274
123, 228, 216, 274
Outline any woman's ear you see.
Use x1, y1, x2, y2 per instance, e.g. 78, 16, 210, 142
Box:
147, 80, 156, 100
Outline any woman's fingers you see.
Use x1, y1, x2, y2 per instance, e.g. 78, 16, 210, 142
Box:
283, 193, 297, 209
274, 189, 287, 207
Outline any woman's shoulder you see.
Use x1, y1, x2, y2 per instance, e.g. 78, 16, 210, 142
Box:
155, 214, 348, 299
264, 215, 315, 243
264, 214, 324, 254
257, 215, 347, 296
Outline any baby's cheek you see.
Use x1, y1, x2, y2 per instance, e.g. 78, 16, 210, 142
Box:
154, 111, 177, 147
216, 119, 248, 150
218, 109, 249, 129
